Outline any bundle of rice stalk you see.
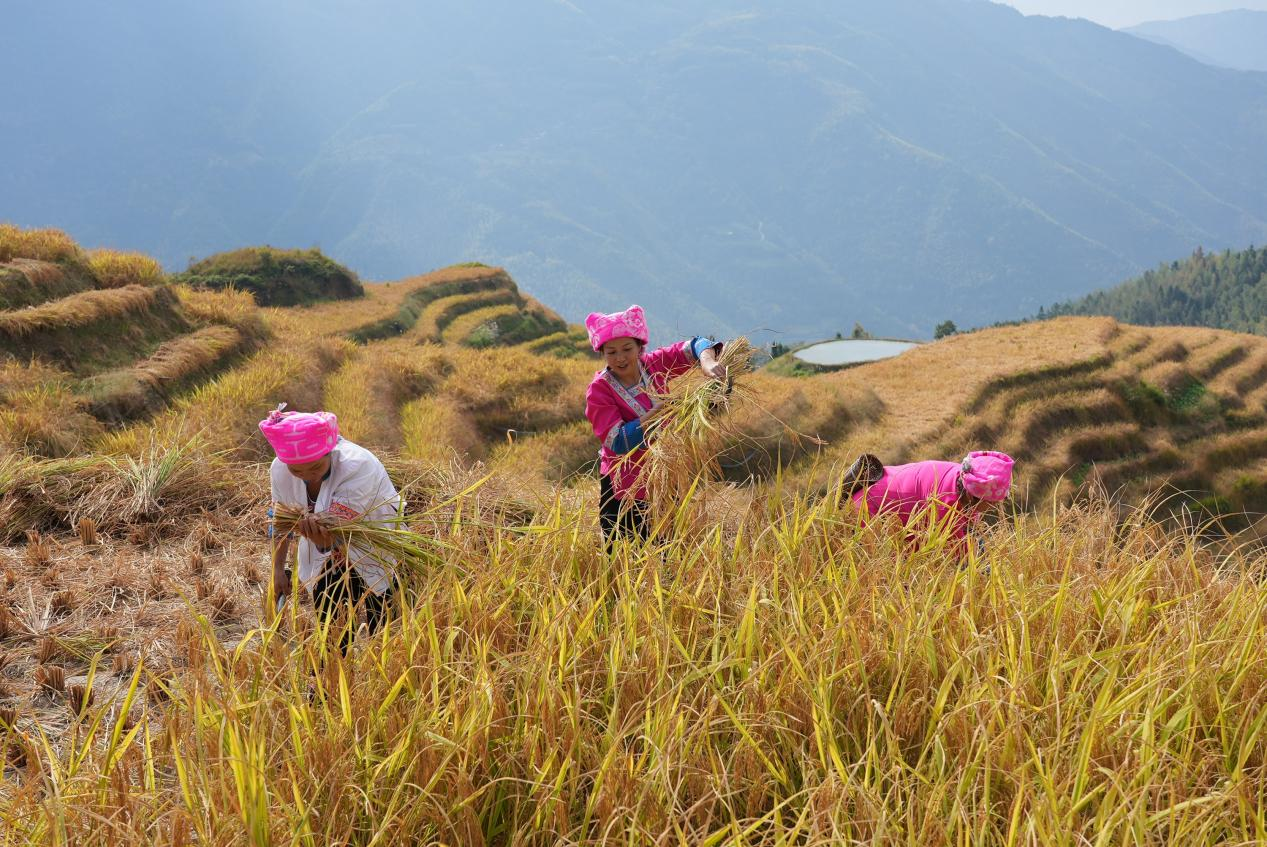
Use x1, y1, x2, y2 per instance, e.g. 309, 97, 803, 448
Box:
639, 337, 757, 508
271, 502, 448, 580
75, 434, 254, 533
0, 454, 99, 542
638, 337, 827, 513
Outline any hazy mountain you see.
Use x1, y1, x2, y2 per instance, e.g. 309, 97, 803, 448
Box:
1126, 10, 1267, 71
4, 0, 1267, 339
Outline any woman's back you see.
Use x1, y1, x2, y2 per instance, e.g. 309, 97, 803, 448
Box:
854, 460, 962, 527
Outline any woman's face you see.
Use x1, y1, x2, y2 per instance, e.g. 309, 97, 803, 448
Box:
602, 337, 642, 380
286, 454, 332, 485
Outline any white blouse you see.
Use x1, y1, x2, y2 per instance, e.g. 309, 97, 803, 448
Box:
269, 439, 400, 595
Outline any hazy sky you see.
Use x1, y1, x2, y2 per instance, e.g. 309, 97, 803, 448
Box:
996, 0, 1267, 28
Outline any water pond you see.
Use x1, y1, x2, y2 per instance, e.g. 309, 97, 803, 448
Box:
792, 338, 919, 366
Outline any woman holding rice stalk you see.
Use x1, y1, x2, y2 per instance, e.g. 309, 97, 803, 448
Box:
583, 305, 728, 548
844, 450, 1015, 557
260, 405, 401, 649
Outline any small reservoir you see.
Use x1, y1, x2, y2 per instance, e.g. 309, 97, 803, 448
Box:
792, 338, 919, 366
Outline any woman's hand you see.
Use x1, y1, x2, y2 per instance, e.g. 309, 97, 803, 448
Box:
296, 515, 335, 550
272, 565, 291, 604
699, 348, 728, 382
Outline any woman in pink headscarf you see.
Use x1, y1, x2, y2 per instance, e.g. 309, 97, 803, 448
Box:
583, 305, 727, 548
260, 404, 401, 650
847, 451, 1014, 556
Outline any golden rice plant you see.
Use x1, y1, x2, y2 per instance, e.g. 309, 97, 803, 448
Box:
173, 282, 269, 340
488, 420, 596, 488
0, 361, 102, 457
132, 325, 246, 390
323, 341, 449, 449
2, 492, 1266, 844
0, 223, 83, 264
400, 395, 480, 464
0, 284, 166, 338
270, 501, 445, 577
97, 331, 353, 458
412, 287, 518, 342
86, 248, 165, 289
639, 337, 763, 507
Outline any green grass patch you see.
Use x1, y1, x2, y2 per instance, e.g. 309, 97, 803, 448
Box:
348, 272, 516, 343
177, 246, 363, 307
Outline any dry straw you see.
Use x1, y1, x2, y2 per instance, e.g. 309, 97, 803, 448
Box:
271, 501, 446, 579
639, 337, 820, 512
86, 249, 165, 289
0, 284, 164, 338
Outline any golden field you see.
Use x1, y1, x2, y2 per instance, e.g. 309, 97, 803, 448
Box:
3, 224, 1267, 844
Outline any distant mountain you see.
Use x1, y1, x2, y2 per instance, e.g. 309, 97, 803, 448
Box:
1126, 10, 1267, 71
5, 1, 1267, 339
1046, 245, 1267, 332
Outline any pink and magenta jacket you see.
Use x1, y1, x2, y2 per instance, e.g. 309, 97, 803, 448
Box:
852, 460, 977, 548
585, 341, 700, 501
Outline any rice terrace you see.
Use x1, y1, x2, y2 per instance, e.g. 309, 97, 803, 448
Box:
7, 2, 1267, 842
2, 218, 1267, 845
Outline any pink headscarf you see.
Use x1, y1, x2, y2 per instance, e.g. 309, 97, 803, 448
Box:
961, 451, 1014, 502
258, 404, 339, 464
585, 305, 649, 351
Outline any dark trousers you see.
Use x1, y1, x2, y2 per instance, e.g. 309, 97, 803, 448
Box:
311, 565, 393, 653
599, 474, 648, 551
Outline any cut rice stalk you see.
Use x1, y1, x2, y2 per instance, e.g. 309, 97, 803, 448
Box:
271, 502, 449, 579
640, 337, 818, 509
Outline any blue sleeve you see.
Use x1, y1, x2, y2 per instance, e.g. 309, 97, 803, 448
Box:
610, 418, 646, 454
690, 336, 721, 361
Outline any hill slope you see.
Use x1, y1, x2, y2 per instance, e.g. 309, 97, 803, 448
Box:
5, 1, 1267, 337
1126, 10, 1267, 71
1045, 246, 1267, 333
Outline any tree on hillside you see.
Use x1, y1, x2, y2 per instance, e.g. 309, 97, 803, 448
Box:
934, 320, 958, 339
1044, 245, 1267, 334
851, 323, 872, 340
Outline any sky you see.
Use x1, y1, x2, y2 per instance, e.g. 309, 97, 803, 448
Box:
995, 0, 1267, 28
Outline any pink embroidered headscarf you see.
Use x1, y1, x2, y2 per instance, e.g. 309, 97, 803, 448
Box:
961, 451, 1014, 502
585, 305, 649, 351
259, 404, 339, 464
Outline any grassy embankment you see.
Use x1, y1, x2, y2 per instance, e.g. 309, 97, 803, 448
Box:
0, 227, 268, 453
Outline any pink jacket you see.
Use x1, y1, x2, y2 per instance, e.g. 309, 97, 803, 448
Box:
852, 460, 977, 550
585, 341, 697, 501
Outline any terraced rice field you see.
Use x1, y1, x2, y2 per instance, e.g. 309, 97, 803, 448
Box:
9, 225, 1267, 844
0, 240, 269, 452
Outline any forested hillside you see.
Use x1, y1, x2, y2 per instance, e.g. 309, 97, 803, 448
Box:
1047, 246, 1267, 333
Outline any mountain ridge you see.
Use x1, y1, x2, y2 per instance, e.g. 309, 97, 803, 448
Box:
5, 0, 1267, 338
1126, 10, 1267, 71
